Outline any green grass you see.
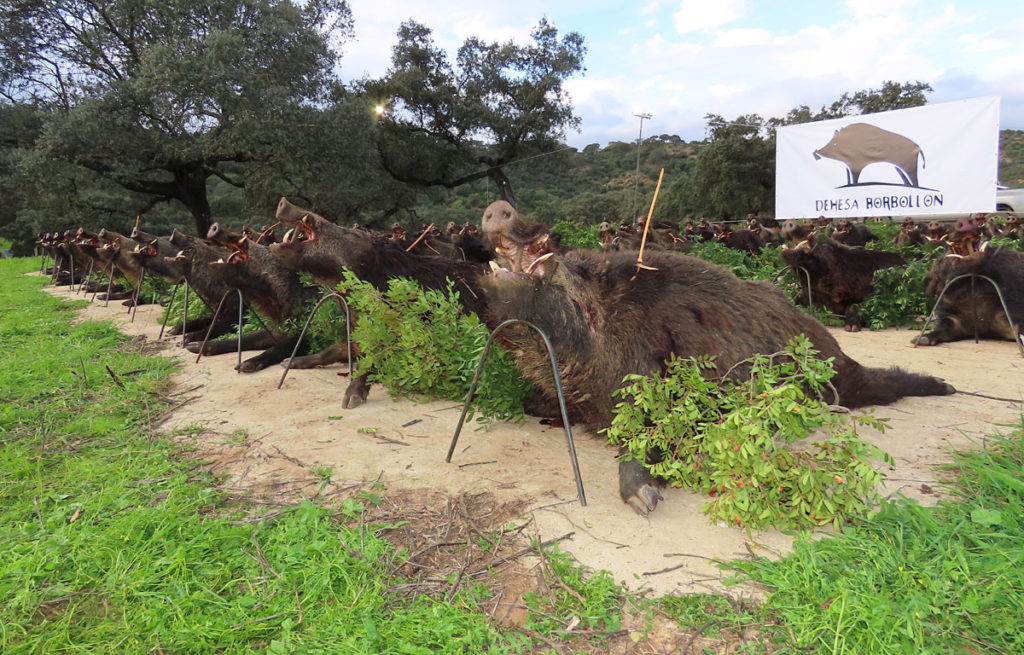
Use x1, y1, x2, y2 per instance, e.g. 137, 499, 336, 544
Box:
6, 255, 1024, 654
0, 258, 516, 653
725, 423, 1024, 654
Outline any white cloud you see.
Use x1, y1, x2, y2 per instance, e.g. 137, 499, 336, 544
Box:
337, 0, 1024, 147
712, 28, 774, 48
958, 33, 1007, 53
673, 0, 746, 34
844, 0, 919, 19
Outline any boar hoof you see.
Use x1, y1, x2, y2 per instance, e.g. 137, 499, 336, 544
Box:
342, 391, 365, 409
910, 334, 937, 346
619, 458, 665, 516
343, 375, 371, 409
624, 485, 664, 516
236, 359, 263, 373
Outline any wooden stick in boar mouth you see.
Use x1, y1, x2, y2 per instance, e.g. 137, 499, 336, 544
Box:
257, 221, 280, 244
405, 223, 435, 253
634, 168, 665, 274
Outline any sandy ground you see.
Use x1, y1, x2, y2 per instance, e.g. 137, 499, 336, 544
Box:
44, 281, 1024, 598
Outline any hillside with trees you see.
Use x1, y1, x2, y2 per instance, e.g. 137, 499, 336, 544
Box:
0, 0, 1019, 253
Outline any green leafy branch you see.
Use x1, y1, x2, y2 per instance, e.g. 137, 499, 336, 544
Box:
604, 336, 892, 530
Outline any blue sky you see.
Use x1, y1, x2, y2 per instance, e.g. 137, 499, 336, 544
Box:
341, 0, 1023, 148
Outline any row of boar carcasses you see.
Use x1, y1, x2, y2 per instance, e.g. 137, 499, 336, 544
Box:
38, 200, 1023, 515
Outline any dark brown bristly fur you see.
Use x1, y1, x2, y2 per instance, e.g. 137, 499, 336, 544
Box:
913, 247, 1024, 346
480, 248, 955, 514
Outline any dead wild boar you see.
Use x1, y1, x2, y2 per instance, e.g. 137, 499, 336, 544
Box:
479, 247, 955, 515
782, 236, 906, 331
194, 222, 319, 372
164, 230, 244, 344
270, 198, 492, 407
832, 218, 878, 247
912, 246, 1024, 346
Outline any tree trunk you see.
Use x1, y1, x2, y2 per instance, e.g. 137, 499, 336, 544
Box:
174, 165, 213, 236
487, 167, 517, 208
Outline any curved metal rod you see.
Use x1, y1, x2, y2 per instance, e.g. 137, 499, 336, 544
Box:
50, 251, 62, 283
102, 268, 115, 306
66, 253, 74, 294
195, 288, 245, 368
915, 273, 1024, 358
158, 282, 180, 340
445, 318, 586, 506
77, 258, 95, 295
181, 280, 190, 347
796, 265, 813, 312
130, 268, 146, 322
278, 291, 353, 390
91, 267, 107, 302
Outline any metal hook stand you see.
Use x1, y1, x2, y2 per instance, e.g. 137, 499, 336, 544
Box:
445, 319, 587, 506
130, 269, 146, 322
278, 292, 353, 389
195, 288, 245, 369
77, 258, 95, 295
180, 281, 191, 347
159, 282, 181, 339
792, 265, 813, 311
50, 252, 63, 283
66, 253, 75, 294
101, 269, 116, 306
915, 273, 1024, 358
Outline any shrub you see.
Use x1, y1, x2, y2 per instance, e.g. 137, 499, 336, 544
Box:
335, 271, 534, 424
604, 336, 891, 530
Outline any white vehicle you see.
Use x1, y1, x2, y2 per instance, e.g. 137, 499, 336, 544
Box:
996, 186, 1024, 213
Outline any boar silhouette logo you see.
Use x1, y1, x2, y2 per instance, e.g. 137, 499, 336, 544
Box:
813, 123, 925, 188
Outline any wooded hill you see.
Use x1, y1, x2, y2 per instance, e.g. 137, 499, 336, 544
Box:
0, 0, 1020, 251
421, 128, 1024, 229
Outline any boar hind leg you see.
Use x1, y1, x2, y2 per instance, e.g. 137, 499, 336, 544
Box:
284, 341, 352, 369
185, 329, 277, 356
167, 315, 215, 336
618, 458, 665, 516
237, 337, 303, 373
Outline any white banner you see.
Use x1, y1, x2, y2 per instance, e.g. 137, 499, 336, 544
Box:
775, 96, 1000, 219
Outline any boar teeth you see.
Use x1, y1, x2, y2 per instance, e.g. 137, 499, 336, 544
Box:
283, 228, 295, 243
214, 258, 225, 263
524, 252, 555, 274
488, 260, 502, 272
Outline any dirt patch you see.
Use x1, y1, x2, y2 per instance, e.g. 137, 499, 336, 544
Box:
45, 284, 1024, 604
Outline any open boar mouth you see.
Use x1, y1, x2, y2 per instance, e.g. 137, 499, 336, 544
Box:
212, 242, 248, 265
131, 241, 159, 258
489, 233, 557, 278
279, 215, 315, 245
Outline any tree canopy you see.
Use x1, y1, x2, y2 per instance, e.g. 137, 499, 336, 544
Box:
0, 0, 353, 234
364, 18, 586, 207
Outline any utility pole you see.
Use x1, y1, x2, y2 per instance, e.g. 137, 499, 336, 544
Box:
631, 112, 653, 222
